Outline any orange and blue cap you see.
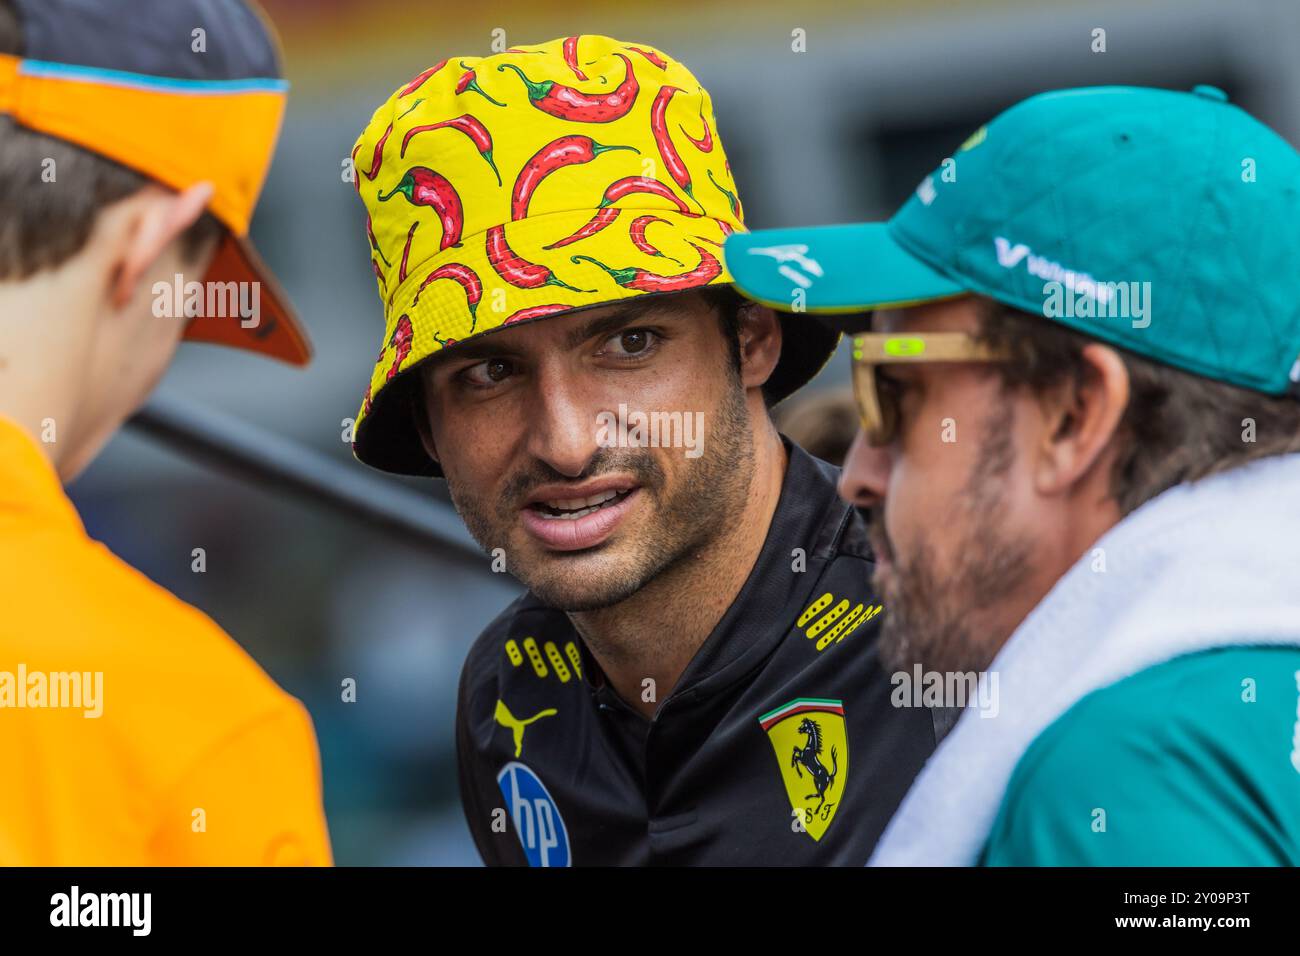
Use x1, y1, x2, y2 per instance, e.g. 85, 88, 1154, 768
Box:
0, 0, 311, 365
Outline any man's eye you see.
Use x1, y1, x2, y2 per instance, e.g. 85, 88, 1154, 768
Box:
877, 368, 904, 393
877, 368, 908, 411
604, 328, 656, 357
462, 358, 514, 387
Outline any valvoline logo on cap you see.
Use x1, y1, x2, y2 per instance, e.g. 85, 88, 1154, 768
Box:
496, 761, 571, 867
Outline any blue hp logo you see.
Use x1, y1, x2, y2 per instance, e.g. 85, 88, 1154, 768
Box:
496, 761, 571, 867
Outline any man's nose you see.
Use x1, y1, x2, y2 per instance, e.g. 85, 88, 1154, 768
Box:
523, 369, 601, 478
838, 429, 890, 508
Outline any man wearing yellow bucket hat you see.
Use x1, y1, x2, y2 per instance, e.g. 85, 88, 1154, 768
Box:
352, 36, 938, 865
0, 0, 328, 864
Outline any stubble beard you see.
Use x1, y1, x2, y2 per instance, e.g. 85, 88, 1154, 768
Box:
873, 413, 1033, 676
446, 375, 756, 612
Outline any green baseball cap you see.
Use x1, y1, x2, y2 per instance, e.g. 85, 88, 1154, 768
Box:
725, 85, 1300, 396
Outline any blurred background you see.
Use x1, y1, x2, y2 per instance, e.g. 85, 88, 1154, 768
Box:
71, 0, 1300, 864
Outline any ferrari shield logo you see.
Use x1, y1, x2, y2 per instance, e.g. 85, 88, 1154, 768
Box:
759, 698, 848, 841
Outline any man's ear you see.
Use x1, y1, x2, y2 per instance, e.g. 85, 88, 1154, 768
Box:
1033, 342, 1129, 496
737, 302, 782, 391
107, 182, 215, 310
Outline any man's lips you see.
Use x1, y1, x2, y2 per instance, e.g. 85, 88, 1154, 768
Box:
523, 476, 637, 509
519, 478, 642, 552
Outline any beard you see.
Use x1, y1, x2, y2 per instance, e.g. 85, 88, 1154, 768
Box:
444, 373, 755, 611
871, 413, 1033, 675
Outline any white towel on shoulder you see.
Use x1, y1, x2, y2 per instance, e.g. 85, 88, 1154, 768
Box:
869, 453, 1300, 866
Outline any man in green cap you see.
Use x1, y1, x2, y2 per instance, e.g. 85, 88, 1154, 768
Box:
726, 84, 1300, 865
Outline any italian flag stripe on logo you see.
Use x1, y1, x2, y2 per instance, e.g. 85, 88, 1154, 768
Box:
758, 697, 844, 730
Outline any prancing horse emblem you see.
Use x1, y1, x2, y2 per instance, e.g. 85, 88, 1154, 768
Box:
791, 717, 839, 811
759, 698, 849, 841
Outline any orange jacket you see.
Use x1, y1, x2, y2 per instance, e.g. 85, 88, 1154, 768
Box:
0, 416, 332, 865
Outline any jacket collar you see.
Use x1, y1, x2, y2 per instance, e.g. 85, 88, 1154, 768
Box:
669, 440, 853, 701
577, 440, 856, 705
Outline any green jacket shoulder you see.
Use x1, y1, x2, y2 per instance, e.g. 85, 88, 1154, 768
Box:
981, 646, 1300, 866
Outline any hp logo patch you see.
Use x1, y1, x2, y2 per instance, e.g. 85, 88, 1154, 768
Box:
496, 761, 571, 867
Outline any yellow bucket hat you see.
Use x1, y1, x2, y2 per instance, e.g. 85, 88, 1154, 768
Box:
351, 35, 837, 475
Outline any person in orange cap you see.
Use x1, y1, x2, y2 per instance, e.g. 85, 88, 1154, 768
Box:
351, 36, 941, 866
0, 0, 328, 864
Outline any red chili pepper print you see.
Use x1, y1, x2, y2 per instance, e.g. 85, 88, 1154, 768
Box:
541, 207, 622, 250
412, 263, 482, 330
400, 60, 447, 97
398, 222, 418, 283
692, 219, 737, 247
511, 135, 638, 220
570, 241, 721, 293
361, 124, 392, 181
497, 53, 639, 123
562, 36, 589, 80
366, 214, 390, 266
486, 225, 590, 292
504, 304, 571, 325
628, 215, 681, 264
378, 167, 464, 250
361, 383, 373, 417
650, 86, 699, 210
626, 46, 668, 70
680, 103, 713, 153
455, 61, 506, 106
387, 315, 414, 380
598, 176, 692, 215
401, 114, 501, 185
707, 169, 742, 219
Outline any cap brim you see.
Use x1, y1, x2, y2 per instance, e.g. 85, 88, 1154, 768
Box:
183, 232, 313, 366
725, 222, 966, 324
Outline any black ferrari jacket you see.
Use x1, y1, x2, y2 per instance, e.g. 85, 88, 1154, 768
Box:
455, 441, 940, 865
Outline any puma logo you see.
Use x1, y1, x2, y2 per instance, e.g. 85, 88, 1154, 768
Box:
494, 699, 558, 757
